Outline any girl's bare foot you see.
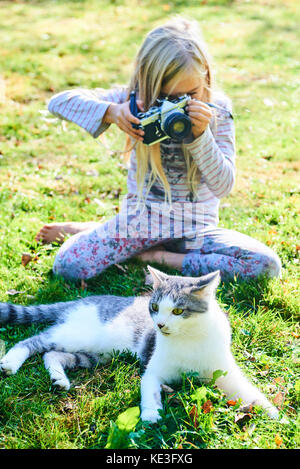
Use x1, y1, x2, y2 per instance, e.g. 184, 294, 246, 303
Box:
135, 246, 185, 270
35, 222, 100, 244
136, 246, 167, 263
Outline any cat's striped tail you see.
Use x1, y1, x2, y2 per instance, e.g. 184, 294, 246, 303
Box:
0, 301, 72, 325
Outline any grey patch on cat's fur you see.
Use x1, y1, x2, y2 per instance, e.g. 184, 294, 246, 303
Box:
7, 304, 18, 323
0, 295, 148, 326
149, 272, 214, 317
72, 352, 99, 368
133, 323, 146, 348
90, 295, 137, 322
15, 332, 56, 356
140, 330, 156, 366
0, 301, 71, 325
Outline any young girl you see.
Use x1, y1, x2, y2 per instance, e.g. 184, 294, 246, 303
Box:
36, 17, 281, 282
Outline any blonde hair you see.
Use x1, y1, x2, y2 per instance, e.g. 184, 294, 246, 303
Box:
124, 17, 214, 207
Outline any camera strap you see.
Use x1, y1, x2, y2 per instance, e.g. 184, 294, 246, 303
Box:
130, 90, 139, 117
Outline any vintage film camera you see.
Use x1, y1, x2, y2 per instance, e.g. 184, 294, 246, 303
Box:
130, 91, 233, 146
130, 91, 192, 145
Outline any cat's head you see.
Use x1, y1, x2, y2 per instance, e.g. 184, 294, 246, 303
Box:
147, 265, 220, 337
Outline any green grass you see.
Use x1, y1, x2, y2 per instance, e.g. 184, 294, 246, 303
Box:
0, 0, 299, 450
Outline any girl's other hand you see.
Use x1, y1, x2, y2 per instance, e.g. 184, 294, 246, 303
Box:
186, 99, 213, 138
104, 101, 145, 142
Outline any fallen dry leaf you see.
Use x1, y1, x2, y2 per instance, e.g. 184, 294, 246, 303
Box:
275, 434, 283, 448
189, 405, 199, 429
202, 400, 213, 414
273, 391, 285, 409
273, 377, 285, 386
21, 253, 33, 267
81, 279, 88, 290
227, 400, 237, 407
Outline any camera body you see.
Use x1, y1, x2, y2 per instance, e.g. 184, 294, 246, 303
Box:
130, 92, 192, 145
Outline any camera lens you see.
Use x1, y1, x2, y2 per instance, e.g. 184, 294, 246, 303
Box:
163, 112, 191, 140
172, 121, 185, 134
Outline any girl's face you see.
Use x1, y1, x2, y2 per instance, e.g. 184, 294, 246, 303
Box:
160, 70, 204, 102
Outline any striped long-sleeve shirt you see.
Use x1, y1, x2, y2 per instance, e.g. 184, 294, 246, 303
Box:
48, 86, 236, 227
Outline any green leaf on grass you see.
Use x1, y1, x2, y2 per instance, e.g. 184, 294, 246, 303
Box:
191, 386, 208, 405
210, 369, 228, 386
105, 407, 140, 449
116, 406, 140, 432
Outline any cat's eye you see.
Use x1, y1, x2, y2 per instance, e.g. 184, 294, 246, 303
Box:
172, 308, 184, 315
151, 303, 159, 312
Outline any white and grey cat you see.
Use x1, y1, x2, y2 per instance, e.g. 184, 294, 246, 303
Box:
0, 266, 278, 422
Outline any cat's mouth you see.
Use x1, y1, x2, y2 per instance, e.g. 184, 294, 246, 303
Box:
160, 330, 170, 336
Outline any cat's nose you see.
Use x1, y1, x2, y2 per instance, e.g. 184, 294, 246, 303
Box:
157, 323, 165, 329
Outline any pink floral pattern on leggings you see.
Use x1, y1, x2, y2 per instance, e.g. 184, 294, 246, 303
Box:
53, 208, 281, 281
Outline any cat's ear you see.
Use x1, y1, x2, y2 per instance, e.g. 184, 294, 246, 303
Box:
147, 265, 169, 289
188, 271, 220, 299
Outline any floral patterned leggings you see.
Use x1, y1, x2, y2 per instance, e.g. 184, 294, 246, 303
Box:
52, 205, 282, 282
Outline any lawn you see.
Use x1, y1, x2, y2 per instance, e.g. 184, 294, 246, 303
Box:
0, 0, 299, 450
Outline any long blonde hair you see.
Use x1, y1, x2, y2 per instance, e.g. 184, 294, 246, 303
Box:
124, 17, 214, 206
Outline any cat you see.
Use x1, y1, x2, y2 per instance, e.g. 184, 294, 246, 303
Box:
0, 266, 279, 423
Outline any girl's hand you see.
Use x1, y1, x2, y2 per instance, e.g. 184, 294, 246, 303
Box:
104, 101, 145, 142
186, 99, 213, 138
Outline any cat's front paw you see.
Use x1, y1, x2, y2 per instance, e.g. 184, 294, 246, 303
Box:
51, 377, 71, 390
0, 357, 19, 375
141, 408, 162, 424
